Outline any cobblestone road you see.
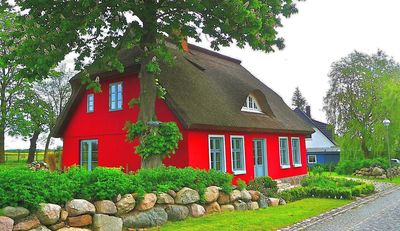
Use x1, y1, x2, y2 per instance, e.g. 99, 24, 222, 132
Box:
306, 187, 400, 231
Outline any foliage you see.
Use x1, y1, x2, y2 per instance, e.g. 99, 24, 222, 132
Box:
132, 166, 232, 204
7, 0, 303, 167
0, 166, 232, 210
125, 121, 182, 158
247, 176, 278, 197
310, 165, 325, 176
308, 163, 336, 173
291, 87, 308, 111
0, 10, 31, 163
236, 179, 247, 190
159, 198, 351, 231
280, 176, 374, 202
335, 158, 389, 175
323, 50, 400, 159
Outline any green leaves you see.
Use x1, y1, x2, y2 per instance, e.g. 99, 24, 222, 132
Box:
124, 121, 183, 159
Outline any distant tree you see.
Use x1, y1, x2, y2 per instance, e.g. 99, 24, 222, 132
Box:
9, 88, 53, 163
324, 50, 400, 159
0, 11, 29, 163
291, 87, 308, 111
35, 67, 72, 160
8, 0, 302, 168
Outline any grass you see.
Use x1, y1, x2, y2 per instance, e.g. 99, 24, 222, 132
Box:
158, 198, 351, 231
0, 161, 26, 170
322, 171, 400, 184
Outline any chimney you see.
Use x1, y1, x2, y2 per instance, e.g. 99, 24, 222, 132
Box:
305, 106, 311, 118
181, 37, 189, 53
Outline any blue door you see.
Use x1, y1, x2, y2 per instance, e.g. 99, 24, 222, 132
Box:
80, 140, 98, 171
253, 139, 267, 177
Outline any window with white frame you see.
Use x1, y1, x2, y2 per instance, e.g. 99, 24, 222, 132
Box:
209, 136, 226, 172
241, 95, 261, 113
87, 94, 94, 113
308, 155, 317, 164
231, 136, 246, 174
279, 137, 290, 168
109, 82, 122, 111
292, 137, 301, 167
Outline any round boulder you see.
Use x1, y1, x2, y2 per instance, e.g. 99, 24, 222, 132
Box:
241, 190, 252, 202
230, 190, 241, 202
233, 200, 247, 211
188, 204, 205, 218
175, 187, 200, 205
115, 194, 136, 215
205, 202, 221, 214
258, 194, 268, 209
36, 203, 61, 225
247, 201, 259, 210
157, 193, 175, 204
65, 199, 95, 217
0, 216, 14, 231
268, 198, 280, 207
204, 186, 220, 203
94, 200, 117, 215
13, 215, 41, 231
2, 206, 30, 220
165, 205, 189, 221
121, 207, 168, 228
136, 193, 157, 211
29, 225, 52, 231
217, 192, 231, 205
220, 204, 235, 212
248, 190, 260, 201
92, 214, 123, 231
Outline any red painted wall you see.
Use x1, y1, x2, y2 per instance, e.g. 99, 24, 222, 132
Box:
62, 71, 307, 182
187, 130, 307, 183
62, 73, 187, 171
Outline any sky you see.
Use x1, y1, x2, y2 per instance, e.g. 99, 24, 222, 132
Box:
6, 0, 400, 149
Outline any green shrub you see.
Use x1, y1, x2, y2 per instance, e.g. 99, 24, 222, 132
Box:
0, 166, 233, 210
236, 179, 247, 190
335, 158, 389, 175
247, 176, 278, 197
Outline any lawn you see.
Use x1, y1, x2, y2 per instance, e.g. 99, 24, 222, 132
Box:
158, 198, 351, 231
322, 171, 400, 184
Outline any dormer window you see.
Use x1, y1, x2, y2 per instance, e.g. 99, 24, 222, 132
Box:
242, 95, 261, 113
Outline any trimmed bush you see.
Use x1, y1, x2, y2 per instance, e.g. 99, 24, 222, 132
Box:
0, 166, 233, 210
280, 176, 374, 202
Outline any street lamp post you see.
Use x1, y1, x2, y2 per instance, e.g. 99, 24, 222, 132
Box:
383, 118, 391, 168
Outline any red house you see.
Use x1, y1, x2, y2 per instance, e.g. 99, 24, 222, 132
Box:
53, 44, 313, 182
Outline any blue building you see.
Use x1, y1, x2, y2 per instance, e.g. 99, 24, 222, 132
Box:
293, 107, 340, 166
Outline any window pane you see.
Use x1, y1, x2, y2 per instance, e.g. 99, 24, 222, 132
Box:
280, 138, 288, 166
232, 138, 244, 171
209, 137, 224, 172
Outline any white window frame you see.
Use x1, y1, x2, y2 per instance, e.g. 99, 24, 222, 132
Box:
87, 93, 94, 113
291, 137, 302, 167
241, 95, 262, 113
308, 155, 317, 164
230, 135, 246, 175
279, 137, 290, 169
208, 135, 227, 172
109, 82, 123, 111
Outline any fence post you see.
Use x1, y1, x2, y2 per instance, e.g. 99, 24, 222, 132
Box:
35, 150, 38, 161
18, 150, 20, 162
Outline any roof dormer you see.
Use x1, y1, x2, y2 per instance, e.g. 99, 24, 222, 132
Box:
242, 95, 262, 113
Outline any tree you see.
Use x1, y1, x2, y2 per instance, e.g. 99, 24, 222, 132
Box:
8, 0, 302, 167
35, 67, 72, 160
0, 10, 30, 163
9, 88, 53, 163
291, 87, 308, 111
323, 50, 400, 159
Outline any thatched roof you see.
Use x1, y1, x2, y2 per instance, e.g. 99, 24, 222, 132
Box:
53, 44, 313, 137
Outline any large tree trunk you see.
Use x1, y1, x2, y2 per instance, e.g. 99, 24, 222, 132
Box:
27, 131, 40, 163
43, 132, 52, 161
361, 138, 371, 159
138, 55, 163, 168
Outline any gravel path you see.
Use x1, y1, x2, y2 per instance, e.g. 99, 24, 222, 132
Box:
280, 179, 400, 231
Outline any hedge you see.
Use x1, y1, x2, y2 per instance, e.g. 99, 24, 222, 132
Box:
0, 166, 233, 211
280, 176, 375, 202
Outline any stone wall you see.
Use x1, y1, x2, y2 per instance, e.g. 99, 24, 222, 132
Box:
353, 166, 400, 179
0, 186, 283, 231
